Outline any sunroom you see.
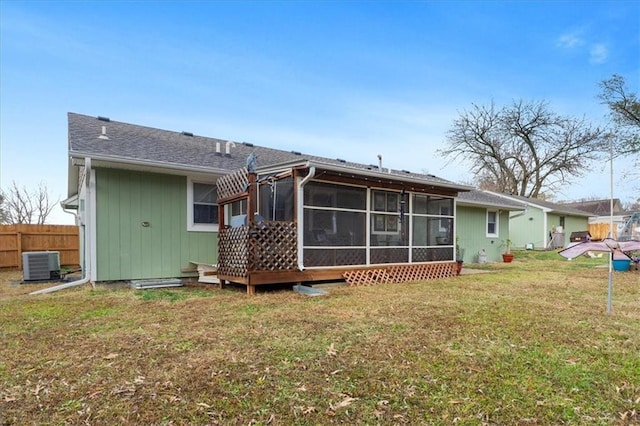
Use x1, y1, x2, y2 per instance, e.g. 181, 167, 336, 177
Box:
216, 160, 469, 293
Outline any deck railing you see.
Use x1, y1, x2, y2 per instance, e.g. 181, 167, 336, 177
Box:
218, 221, 297, 278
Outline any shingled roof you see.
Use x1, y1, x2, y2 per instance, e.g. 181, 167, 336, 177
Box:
68, 112, 467, 191
456, 190, 525, 211
488, 192, 593, 217
560, 199, 623, 216
69, 112, 297, 173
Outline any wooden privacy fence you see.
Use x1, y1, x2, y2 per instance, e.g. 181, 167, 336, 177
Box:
0, 224, 80, 269
588, 223, 617, 240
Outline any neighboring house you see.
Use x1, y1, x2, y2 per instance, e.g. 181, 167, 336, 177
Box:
561, 198, 628, 239
63, 113, 471, 289
456, 190, 526, 263
561, 198, 624, 216
487, 193, 592, 249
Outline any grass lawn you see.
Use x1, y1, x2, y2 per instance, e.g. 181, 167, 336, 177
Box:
1, 251, 639, 425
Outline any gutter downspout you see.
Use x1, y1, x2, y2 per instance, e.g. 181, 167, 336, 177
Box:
542, 207, 551, 249
61, 205, 78, 223
297, 166, 316, 271
507, 205, 528, 248
31, 157, 93, 295
509, 204, 528, 220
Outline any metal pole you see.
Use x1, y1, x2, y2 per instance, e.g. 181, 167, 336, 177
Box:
610, 135, 614, 240
607, 135, 614, 314
607, 254, 613, 314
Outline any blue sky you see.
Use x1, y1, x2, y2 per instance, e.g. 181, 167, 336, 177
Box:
1, 1, 638, 224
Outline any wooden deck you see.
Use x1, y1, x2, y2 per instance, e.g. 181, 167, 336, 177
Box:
218, 220, 457, 293
217, 212, 458, 293
218, 261, 457, 294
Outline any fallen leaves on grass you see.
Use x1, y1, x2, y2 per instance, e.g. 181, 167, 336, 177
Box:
329, 394, 358, 411
326, 342, 337, 356
111, 384, 136, 397
2, 255, 640, 425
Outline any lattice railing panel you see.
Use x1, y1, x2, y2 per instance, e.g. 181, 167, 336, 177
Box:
412, 247, 454, 262
303, 248, 367, 267
370, 248, 409, 264
249, 221, 298, 271
217, 226, 249, 278
217, 167, 249, 200
343, 262, 456, 286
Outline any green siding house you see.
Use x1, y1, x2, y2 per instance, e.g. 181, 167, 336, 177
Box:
456, 191, 525, 263
63, 113, 471, 284
485, 193, 592, 250
94, 169, 217, 281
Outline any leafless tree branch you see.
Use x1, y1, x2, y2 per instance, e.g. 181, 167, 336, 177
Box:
1, 181, 58, 224
0, 192, 7, 224
438, 99, 606, 198
599, 74, 640, 156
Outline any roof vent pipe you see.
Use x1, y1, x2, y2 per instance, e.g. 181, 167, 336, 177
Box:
98, 126, 109, 140
377, 154, 383, 172
225, 141, 235, 157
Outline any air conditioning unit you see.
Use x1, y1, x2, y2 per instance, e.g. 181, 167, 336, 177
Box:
23, 251, 61, 281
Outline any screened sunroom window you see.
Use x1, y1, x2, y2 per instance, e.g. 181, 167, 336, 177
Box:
258, 177, 294, 221
301, 181, 456, 267
303, 182, 367, 247
304, 181, 366, 210
303, 182, 367, 267
412, 195, 454, 245
410, 194, 454, 262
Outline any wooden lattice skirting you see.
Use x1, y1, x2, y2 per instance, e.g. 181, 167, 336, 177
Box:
343, 262, 456, 286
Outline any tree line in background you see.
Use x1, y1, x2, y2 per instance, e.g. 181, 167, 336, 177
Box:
439, 74, 640, 200
1, 74, 639, 224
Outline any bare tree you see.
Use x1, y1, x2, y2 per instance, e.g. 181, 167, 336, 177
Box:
1, 181, 58, 224
599, 74, 640, 155
623, 198, 640, 212
0, 192, 7, 224
439, 100, 605, 198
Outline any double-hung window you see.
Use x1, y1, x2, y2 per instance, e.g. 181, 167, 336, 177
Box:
486, 210, 498, 237
188, 178, 218, 232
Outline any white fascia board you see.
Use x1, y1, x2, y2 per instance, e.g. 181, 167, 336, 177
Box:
67, 156, 80, 198
69, 152, 230, 178
485, 191, 551, 212
456, 200, 525, 211
270, 160, 472, 192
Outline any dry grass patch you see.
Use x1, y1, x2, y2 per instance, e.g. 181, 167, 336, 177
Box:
1, 253, 639, 425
